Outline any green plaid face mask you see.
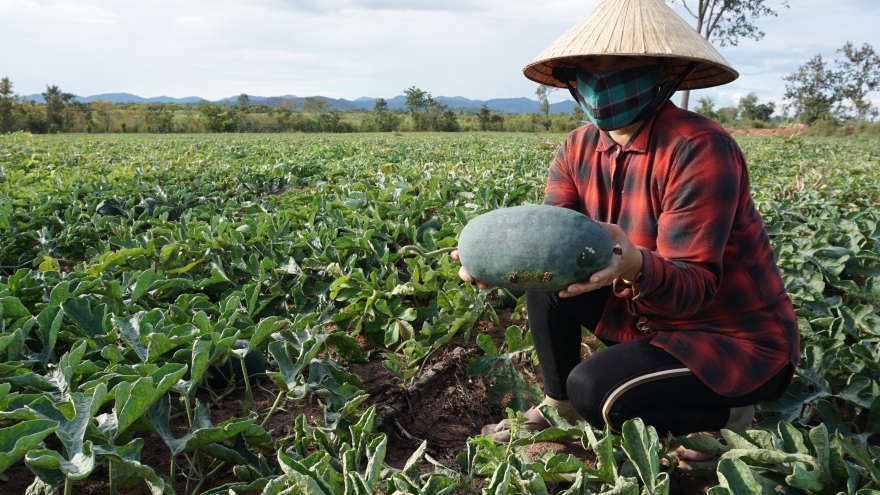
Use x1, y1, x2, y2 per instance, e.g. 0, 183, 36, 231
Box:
575, 65, 662, 130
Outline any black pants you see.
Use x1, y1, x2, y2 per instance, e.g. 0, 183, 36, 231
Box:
526, 287, 791, 436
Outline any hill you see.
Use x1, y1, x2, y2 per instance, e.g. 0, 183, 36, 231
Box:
21, 92, 578, 114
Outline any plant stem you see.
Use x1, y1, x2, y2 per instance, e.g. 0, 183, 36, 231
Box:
260, 387, 286, 428
239, 356, 256, 411
399, 245, 457, 258
64, 476, 73, 495
109, 459, 115, 495
190, 461, 226, 495
169, 454, 176, 492
183, 393, 194, 425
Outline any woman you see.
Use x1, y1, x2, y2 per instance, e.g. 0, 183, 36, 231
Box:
453, 0, 800, 460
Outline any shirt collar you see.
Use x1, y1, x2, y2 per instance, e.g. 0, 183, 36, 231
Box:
594, 102, 672, 154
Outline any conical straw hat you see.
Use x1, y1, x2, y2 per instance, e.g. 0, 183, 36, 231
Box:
523, 0, 738, 90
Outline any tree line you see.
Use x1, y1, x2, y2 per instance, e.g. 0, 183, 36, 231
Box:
0, 81, 588, 135
0, 41, 876, 136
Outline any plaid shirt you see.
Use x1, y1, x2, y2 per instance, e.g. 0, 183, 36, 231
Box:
544, 102, 799, 398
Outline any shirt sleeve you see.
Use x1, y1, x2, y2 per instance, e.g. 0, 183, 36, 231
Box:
542, 142, 581, 211
615, 131, 744, 318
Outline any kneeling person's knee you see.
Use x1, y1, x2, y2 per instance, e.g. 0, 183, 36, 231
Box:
565, 366, 608, 429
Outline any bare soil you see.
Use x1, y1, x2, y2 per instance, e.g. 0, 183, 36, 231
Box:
728, 125, 806, 137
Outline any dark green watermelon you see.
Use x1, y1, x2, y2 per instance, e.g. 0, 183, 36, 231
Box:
821, 246, 860, 280
205, 340, 267, 390
457, 205, 614, 291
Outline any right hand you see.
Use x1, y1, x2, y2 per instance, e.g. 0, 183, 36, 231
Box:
450, 250, 490, 290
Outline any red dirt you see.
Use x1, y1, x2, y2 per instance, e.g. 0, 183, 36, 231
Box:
727, 125, 806, 137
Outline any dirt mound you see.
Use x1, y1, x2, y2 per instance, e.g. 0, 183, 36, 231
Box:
728, 125, 806, 137
352, 346, 501, 467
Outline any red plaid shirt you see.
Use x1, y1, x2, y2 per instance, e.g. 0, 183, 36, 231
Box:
544, 102, 799, 398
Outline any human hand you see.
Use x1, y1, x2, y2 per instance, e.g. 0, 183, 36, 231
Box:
558, 221, 643, 298
450, 250, 490, 290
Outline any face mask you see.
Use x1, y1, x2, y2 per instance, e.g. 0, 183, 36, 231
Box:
575, 65, 662, 130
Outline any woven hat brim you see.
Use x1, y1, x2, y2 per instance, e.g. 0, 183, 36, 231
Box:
524, 55, 738, 90
523, 0, 739, 90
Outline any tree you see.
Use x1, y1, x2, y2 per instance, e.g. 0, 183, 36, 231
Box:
716, 106, 739, 124
303, 97, 328, 115
198, 104, 237, 132
404, 87, 430, 115
694, 96, 717, 119
237, 93, 251, 109
91, 100, 115, 132
835, 42, 880, 122
535, 85, 556, 116
374, 98, 389, 114
41, 85, 75, 133
572, 104, 585, 123
404, 87, 442, 131
489, 113, 504, 132
783, 54, 840, 125
477, 104, 492, 131
738, 92, 775, 122
666, 0, 787, 109
372, 98, 399, 132
0, 77, 16, 133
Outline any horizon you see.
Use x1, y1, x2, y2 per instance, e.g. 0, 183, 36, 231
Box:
3, 0, 878, 115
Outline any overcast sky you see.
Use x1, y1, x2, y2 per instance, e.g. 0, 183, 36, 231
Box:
1, 0, 877, 112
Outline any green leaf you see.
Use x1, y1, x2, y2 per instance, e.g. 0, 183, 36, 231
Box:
839, 437, 880, 484
175, 337, 212, 399
130, 268, 160, 304
1, 296, 31, 320
147, 395, 257, 456
34, 306, 63, 365
483, 461, 513, 495
620, 418, 663, 495
113, 313, 149, 362
476, 333, 500, 356
0, 419, 59, 473
96, 364, 187, 439
585, 426, 619, 483
25, 442, 96, 481
27, 383, 107, 461
402, 440, 428, 481
715, 458, 761, 495
595, 475, 640, 495
484, 356, 542, 412
92, 439, 172, 495
784, 458, 824, 492
61, 297, 107, 341
778, 421, 809, 455
242, 316, 285, 356
277, 449, 334, 495
267, 339, 321, 392
677, 433, 728, 455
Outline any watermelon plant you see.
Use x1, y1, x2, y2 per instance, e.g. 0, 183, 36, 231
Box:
0, 131, 878, 495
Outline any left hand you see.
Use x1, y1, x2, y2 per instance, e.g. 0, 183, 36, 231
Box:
558, 221, 643, 298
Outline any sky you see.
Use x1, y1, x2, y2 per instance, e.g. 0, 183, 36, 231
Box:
1, 0, 878, 113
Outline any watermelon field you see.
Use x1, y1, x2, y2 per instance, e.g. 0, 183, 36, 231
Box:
1, 130, 879, 495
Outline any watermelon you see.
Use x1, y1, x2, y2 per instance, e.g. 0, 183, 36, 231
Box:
457, 205, 614, 291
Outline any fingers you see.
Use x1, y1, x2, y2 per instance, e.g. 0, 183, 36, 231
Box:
450, 250, 460, 261
458, 263, 490, 290
559, 245, 623, 298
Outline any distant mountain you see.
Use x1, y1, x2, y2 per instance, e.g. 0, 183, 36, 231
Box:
20, 92, 578, 114
23, 92, 205, 104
